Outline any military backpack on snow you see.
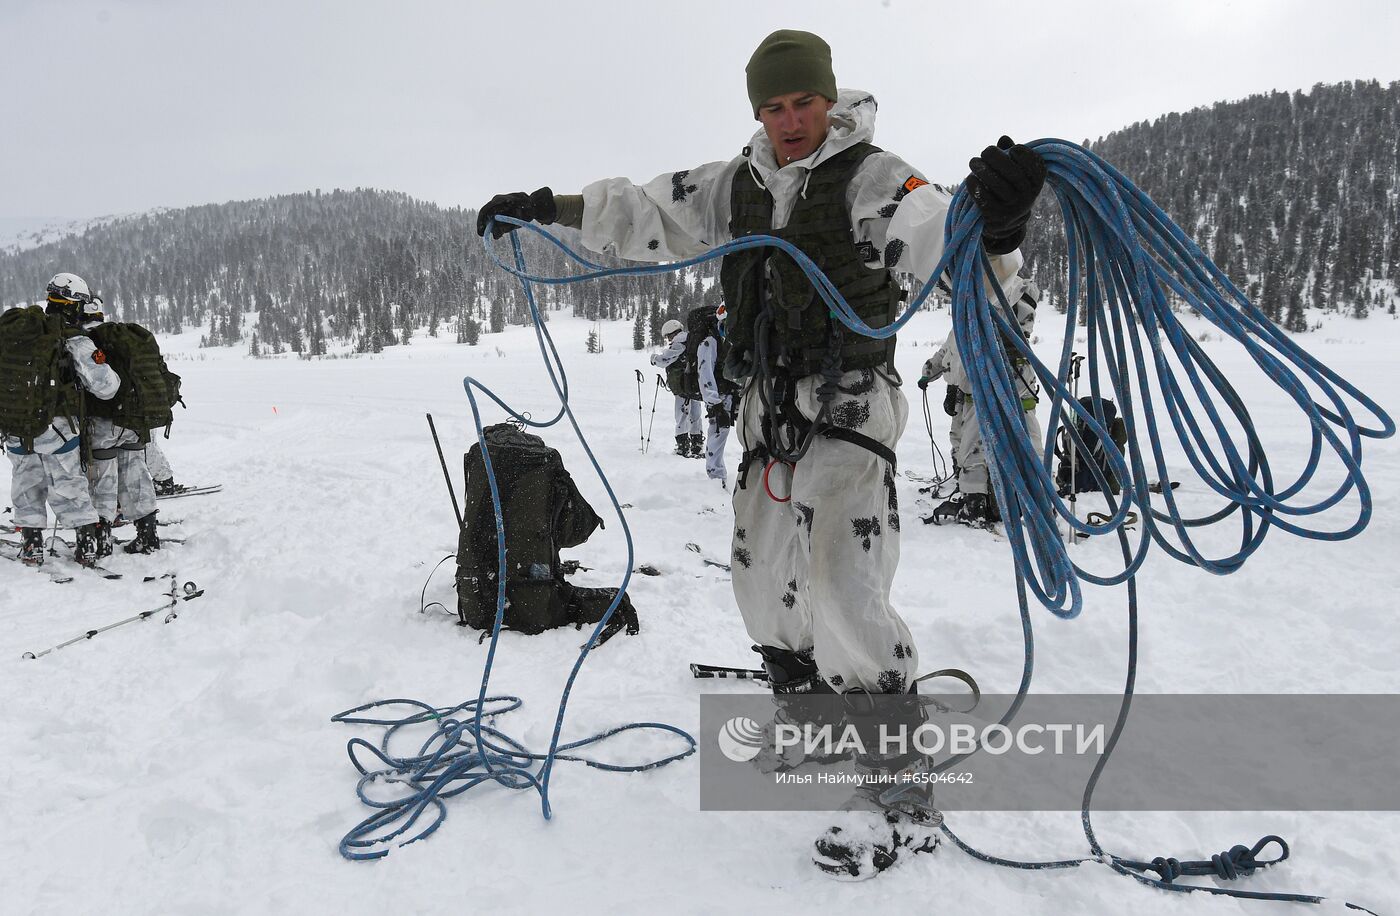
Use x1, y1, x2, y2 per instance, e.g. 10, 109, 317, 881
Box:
455, 423, 638, 636
1055, 396, 1130, 496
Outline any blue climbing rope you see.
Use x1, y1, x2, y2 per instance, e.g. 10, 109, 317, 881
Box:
335, 138, 1389, 911
331, 230, 696, 861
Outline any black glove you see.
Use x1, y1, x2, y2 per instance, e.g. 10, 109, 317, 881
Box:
475, 187, 558, 238
966, 136, 1046, 255
706, 402, 733, 429
943, 385, 961, 417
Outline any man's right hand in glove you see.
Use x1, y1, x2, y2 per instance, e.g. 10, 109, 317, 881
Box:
475, 187, 558, 238
965, 136, 1047, 255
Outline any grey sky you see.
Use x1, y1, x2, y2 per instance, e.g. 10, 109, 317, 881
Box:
3, 0, 1398, 223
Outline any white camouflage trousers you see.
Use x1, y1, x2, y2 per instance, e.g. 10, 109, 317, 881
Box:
731, 369, 916, 694
673, 397, 703, 436
145, 438, 173, 481
5, 419, 100, 529
705, 395, 733, 482
86, 419, 157, 520
954, 396, 1043, 497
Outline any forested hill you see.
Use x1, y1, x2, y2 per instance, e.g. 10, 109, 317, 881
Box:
1, 79, 1395, 353
1022, 78, 1400, 329
0, 189, 711, 354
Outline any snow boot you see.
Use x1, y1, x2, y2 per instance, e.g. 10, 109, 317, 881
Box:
73, 523, 100, 567
688, 433, 705, 459
811, 690, 943, 880
95, 518, 114, 559
154, 477, 179, 496
750, 646, 841, 773
958, 492, 997, 527
811, 776, 942, 880
123, 512, 161, 554
675, 435, 690, 457
18, 527, 45, 566
922, 492, 963, 525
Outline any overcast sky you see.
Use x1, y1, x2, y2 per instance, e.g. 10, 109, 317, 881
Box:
3, 0, 1398, 223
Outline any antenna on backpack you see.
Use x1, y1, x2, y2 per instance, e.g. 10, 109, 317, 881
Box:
426, 413, 463, 531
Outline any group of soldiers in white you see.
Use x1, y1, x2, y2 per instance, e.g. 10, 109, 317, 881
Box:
3, 272, 180, 567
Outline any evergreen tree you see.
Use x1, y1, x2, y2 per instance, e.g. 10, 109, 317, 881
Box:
632, 309, 646, 350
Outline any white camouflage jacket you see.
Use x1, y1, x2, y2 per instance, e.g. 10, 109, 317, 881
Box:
580, 89, 1025, 298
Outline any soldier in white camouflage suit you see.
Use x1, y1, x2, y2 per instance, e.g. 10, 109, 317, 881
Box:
79, 295, 160, 556
649, 319, 704, 458
475, 29, 1045, 878
4, 274, 120, 566
920, 279, 1044, 525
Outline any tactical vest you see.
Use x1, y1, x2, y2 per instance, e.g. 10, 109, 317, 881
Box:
0, 306, 83, 450
719, 142, 900, 380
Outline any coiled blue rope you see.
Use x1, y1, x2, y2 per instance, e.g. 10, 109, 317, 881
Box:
331, 230, 696, 861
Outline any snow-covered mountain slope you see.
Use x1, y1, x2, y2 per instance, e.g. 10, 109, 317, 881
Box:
2, 307, 1396, 915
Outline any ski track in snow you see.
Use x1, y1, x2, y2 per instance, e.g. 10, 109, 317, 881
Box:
2, 308, 1397, 915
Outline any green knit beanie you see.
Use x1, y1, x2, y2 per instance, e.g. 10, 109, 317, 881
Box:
745, 30, 837, 117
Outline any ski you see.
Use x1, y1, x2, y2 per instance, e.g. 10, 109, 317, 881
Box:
110, 517, 183, 528
156, 484, 222, 500
22, 579, 205, 660
113, 535, 186, 546
690, 662, 768, 681
685, 542, 731, 571
0, 537, 123, 579
1, 552, 75, 583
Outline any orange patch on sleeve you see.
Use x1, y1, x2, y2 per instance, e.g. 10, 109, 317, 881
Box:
92, 349, 106, 364
903, 176, 929, 194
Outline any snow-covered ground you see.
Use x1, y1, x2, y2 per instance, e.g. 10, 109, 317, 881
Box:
3, 305, 1397, 915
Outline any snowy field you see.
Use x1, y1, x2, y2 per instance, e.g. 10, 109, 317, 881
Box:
2, 303, 1397, 915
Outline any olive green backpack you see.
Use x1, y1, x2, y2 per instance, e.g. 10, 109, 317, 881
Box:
0, 306, 79, 450
85, 322, 183, 438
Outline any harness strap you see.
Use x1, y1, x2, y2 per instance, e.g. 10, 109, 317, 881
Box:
90, 446, 121, 460
818, 425, 897, 470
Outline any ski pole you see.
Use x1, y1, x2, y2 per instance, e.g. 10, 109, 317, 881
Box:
426, 413, 463, 531
1067, 352, 1083, 546
635, 369, 646, 453
644, 374, 662, 454
23, 580, 203, 659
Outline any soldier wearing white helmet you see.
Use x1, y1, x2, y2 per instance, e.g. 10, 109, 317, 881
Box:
1, 273, 120, 566
649, 318, 704, 458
